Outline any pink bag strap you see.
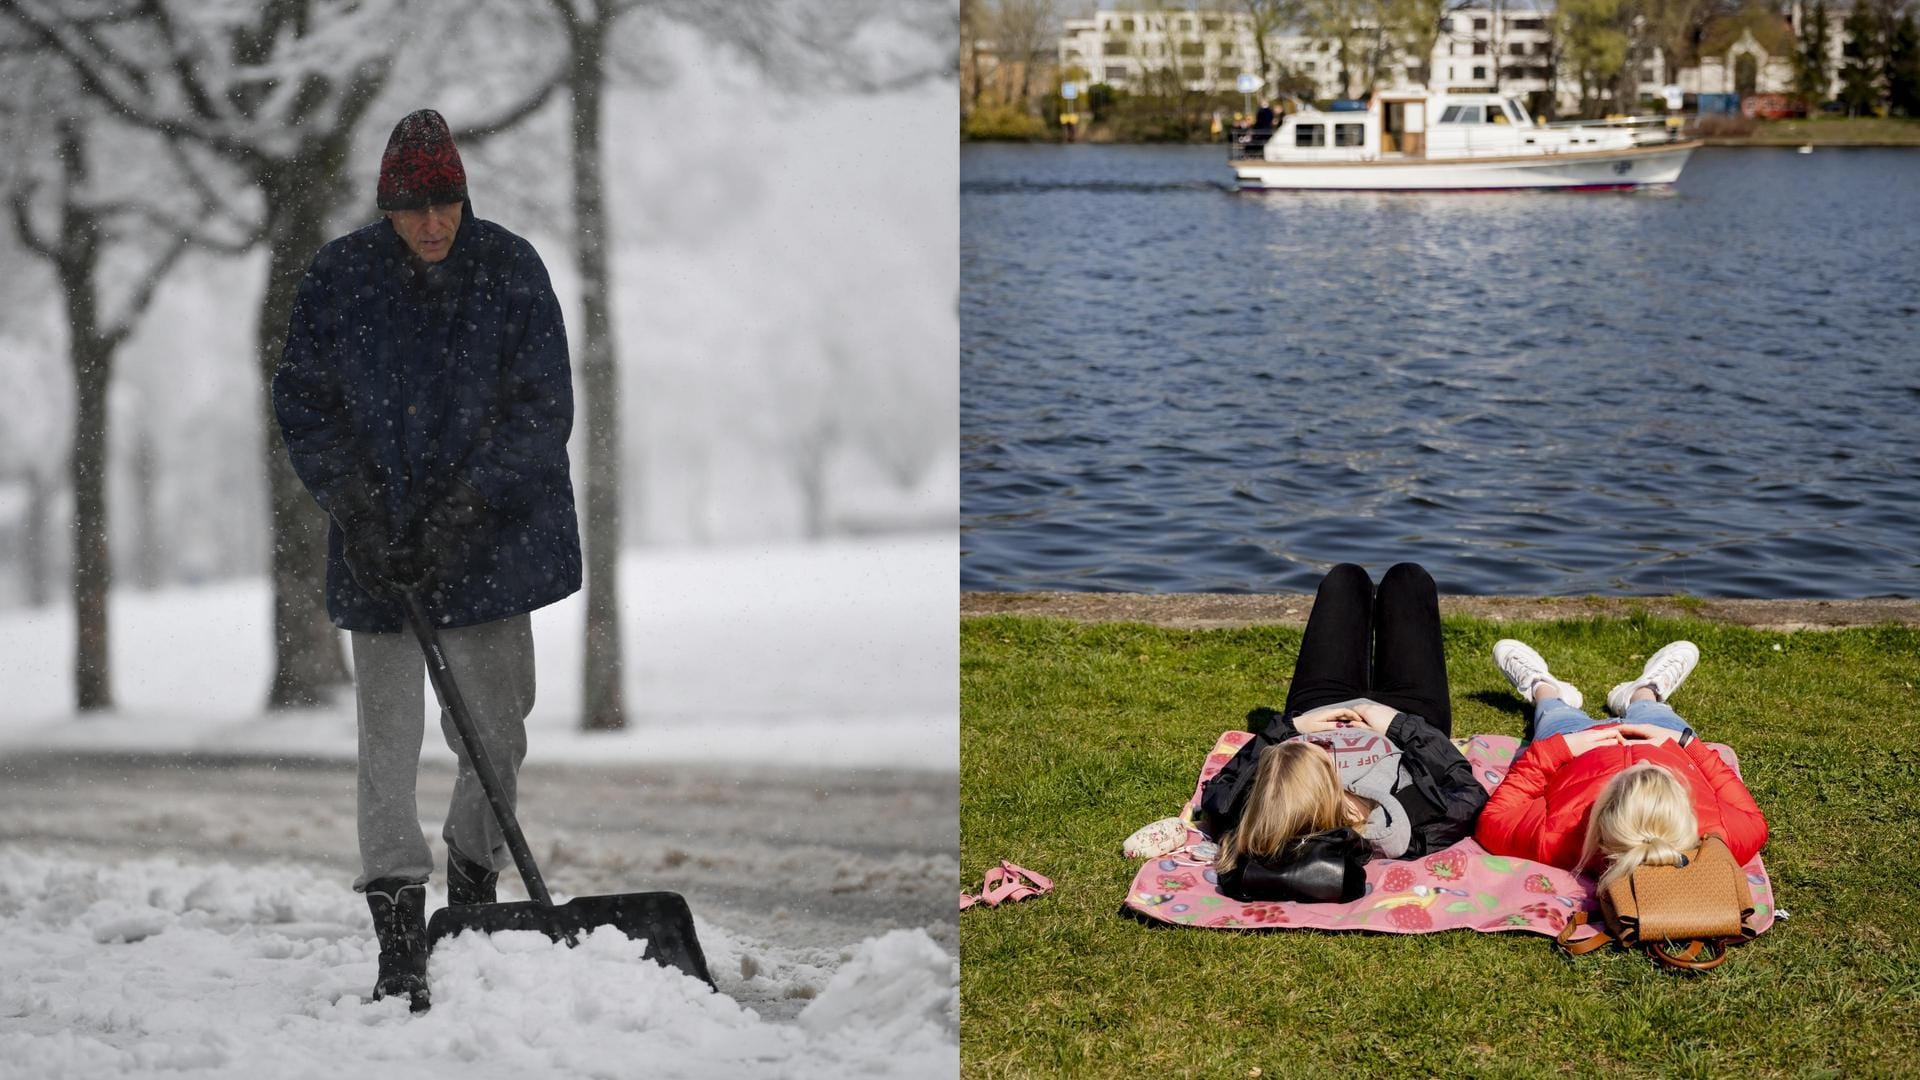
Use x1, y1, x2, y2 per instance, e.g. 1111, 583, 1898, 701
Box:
1001, 861, 1053, 894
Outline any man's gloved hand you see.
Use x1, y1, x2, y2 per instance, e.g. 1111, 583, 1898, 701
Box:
414, 477, 487, 589
332, 488, 422, 597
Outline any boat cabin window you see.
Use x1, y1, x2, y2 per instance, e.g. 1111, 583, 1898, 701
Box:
1438, 105, 1483, 124
1487, 106, 1508, 124
1334, 123, 1364, 147
1295, 123, 1326, 147
1506, 98, 1533, 124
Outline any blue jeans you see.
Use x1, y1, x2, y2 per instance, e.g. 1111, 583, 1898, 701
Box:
1523, 697, 1695, 751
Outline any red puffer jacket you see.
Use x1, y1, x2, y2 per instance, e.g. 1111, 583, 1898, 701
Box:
1475, 729, 1769, 871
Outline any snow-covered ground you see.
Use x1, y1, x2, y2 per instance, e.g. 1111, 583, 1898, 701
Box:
0, 535, 956, 771
0, 850, 956, 1079
0, 536, 959, 1077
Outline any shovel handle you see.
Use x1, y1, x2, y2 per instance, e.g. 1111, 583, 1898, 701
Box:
398, 588, 555, 909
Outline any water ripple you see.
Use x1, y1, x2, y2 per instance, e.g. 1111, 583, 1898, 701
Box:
961, 145, 1920, 598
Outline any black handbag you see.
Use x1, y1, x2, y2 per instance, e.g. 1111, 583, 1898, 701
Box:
1217, 827, 1372, 904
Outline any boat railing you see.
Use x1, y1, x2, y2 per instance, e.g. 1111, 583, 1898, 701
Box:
1227, 133, 1276, 160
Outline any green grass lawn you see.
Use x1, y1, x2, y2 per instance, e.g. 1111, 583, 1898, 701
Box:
960, 613, 1920, 1078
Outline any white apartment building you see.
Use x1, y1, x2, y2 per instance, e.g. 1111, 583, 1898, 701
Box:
1059, 7, 1673, 114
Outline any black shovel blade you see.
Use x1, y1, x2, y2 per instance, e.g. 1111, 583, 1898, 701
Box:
427, 891, 714, 988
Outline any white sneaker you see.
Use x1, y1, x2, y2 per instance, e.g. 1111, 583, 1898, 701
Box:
1607, 641, 1699, 716
1492, 639, 1583, 711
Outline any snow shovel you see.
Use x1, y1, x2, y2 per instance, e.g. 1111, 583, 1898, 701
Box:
397, 587, 714, 988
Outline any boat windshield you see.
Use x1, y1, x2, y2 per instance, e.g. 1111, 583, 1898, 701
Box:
1506, 97, 1533, 125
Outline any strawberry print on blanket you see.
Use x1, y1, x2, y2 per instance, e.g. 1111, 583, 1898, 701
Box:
1123, 731, 1779, 939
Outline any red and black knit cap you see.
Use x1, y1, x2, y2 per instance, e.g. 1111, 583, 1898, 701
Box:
376, 109, 467, 211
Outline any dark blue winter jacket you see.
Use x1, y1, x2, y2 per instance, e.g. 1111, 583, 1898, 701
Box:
272, 207, 582, 632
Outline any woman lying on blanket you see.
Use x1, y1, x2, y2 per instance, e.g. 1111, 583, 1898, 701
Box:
1474, 640, 1769, 889
1199, 564, 1489, 902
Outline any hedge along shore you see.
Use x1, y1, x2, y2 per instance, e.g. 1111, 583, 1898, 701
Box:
962, 591, 1920, 631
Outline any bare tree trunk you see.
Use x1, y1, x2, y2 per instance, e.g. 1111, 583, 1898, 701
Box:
567, 19, 628, 732
132, 421, 160, 589
42, 121, 115, 711
258, 155, 351, 708
69, 340, 113, 710
23, 470, 51, 608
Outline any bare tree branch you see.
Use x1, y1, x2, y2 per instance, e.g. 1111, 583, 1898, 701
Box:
162, 139, 264, 242
8, 185, 56, 260
0, 0, 263, 161
449, 68, 568, 141
101, 231, 191, 349
140, 0, 223, 123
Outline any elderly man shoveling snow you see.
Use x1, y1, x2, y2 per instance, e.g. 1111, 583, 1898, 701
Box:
271, 108, 582, 1012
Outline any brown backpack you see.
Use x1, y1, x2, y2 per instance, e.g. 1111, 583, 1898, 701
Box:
1556, 835, 1760, 972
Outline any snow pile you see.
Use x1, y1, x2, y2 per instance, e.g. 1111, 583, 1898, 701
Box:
797, 929, 958, 1046
0, 850, 957, 1079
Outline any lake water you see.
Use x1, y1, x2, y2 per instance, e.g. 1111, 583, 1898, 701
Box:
961, 144, 1920, 598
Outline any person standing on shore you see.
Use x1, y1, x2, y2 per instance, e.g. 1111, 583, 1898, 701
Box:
272, 108, 582, 1012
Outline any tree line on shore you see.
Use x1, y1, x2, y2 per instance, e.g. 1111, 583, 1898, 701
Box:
963, 0, 1920, 142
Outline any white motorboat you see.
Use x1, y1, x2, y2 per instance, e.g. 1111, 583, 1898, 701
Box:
1231, 91, 1699, 192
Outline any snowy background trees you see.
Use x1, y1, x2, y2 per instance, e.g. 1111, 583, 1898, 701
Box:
0, 0, 959, 726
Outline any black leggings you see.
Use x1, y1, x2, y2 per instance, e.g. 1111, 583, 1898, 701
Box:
1282, 563, 1453, 736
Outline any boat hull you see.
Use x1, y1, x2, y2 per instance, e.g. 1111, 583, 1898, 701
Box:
1233, 142, 1698, 192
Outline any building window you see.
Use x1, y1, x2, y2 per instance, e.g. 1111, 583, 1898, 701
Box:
1182, 64, 1203, 81
1118, 17, 1134, 32
1509, 42, 1525, 55
1106, 65, 1128, 81
1105, 38, 1129, 53
1181, 41, 1205, 57
1296, 123, 1326, 146
1472, 65, 1486, 80
1221, 66, 1240, 81
1204, 16, 1222, 31
1641, 66, 1656, 80
1335, 123, 1364, 146
1513, 17, 1544, 30
1473, 42, 1487, 55
1473, 17, 1487, 30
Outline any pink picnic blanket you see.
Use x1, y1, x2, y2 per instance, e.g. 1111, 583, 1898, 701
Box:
1124, 731, 1778, 940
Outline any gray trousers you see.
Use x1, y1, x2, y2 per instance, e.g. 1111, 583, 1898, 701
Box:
349, 613, 535, 891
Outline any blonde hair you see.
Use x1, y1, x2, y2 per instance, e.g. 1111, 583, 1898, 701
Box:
1217, 741, 1373, 873
1579, 763, 1700, 890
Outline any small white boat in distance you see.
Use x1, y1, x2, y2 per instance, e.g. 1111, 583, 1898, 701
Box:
1232, 91, 1699, 192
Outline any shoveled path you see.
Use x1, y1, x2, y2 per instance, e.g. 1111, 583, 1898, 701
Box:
962, 592, 1920, 631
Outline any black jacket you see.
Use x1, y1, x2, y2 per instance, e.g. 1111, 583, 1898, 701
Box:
1199, 708, 1487, 860
273, 208, 582, 631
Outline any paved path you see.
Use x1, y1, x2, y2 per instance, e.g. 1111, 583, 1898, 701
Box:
963, 592, 1920, 630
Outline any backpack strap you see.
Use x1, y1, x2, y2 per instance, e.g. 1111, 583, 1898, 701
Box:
1556, 910, 1615, 956
1647, 939, 1730, 972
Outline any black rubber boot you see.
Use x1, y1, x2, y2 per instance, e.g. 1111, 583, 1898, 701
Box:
366, 879, 431, 1013
446, 848, 499, 907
